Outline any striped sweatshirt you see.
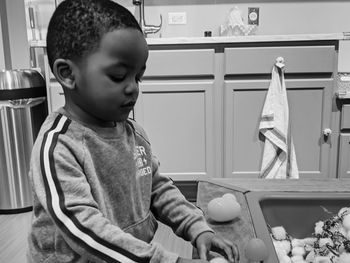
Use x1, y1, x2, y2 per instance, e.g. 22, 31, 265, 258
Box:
27, 108, 213, 263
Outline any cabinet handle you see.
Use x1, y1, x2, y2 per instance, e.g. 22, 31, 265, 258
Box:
323, 128, 332, 137
275, 56, 285, 68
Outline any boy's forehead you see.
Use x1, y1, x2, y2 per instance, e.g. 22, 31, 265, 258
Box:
99, 29, 148, 59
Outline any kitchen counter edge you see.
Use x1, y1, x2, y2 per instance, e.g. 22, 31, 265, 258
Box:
29, 32, 348, 48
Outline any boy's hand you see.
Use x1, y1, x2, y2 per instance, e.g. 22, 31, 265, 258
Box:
195, 232, 239, 263
176, 258, 209, 263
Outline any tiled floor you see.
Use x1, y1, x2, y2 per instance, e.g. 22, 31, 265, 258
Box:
0, 211, 192, 263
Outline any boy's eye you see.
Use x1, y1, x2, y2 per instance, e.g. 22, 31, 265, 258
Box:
109, 75, 125, 82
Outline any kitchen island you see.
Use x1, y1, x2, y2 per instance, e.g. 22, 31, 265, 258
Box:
195, 178, 350, 262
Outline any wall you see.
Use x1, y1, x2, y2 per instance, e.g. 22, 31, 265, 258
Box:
0, 0, 30, 70
118, 0, 350, 38
23, 0, 350, 41
0, 11, 6, 70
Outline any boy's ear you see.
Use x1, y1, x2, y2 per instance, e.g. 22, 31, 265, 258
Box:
53, 59, 76, 90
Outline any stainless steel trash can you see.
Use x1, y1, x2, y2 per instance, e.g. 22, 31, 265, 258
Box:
0, 69, 47, 212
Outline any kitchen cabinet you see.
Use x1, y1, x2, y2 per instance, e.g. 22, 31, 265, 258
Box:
134, 49, 217, 180
338, 104, 350, 178
223, 45, 336, 178
40, 36, 342, 180
224, 79, 334, 178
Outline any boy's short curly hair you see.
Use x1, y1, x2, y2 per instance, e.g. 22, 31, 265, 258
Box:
46, 0, 142, 71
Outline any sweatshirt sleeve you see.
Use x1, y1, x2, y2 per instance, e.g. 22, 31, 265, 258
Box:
31, 115, 178, 263
150, 156, 214, 244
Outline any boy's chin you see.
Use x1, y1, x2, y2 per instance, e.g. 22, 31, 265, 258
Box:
109, 114, 132, 123
99, 109, 133, 123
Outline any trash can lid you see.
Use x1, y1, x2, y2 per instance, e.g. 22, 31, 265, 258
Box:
0, 69, 46, 100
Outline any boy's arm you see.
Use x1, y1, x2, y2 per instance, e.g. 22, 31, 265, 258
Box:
31, 131, 178, 263
150, 156, 214, 244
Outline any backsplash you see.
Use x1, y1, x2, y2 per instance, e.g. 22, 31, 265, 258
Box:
123, 0, 350, 38
26, 0, 350, 41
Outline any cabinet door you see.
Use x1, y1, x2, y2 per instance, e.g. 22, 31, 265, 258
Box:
224, 78, 334, 178
134, 80, 215, 180
338, 134, 350, 178
338, 105, 350, 178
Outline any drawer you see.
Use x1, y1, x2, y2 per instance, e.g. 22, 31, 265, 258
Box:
144, 49, 215, 77
225, 46, 335, 75
338, 41, 350, 72
341, 104, 350, 129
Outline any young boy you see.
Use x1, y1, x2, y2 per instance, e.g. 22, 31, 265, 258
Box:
27, 0, 239, 262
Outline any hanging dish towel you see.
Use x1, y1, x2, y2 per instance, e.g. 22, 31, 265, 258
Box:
259, 60, 299, 179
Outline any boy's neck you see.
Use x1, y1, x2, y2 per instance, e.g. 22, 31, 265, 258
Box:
63, 104, 117, 128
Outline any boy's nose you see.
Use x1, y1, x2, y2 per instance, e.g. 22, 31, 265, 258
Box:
125, 80, 139, 95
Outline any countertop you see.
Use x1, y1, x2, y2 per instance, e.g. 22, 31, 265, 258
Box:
195, 180, 255, 262
29, 33, 348, 48
199, 178, 350, 193
146, 33, 347, 45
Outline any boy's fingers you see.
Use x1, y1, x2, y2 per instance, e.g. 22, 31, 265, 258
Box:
221, 241, 235, 262
231, 243, 240, 262
212, 240, 239, 263
198, 244, 208, 261
223, 246, 234, 262
225, 242, 239, 262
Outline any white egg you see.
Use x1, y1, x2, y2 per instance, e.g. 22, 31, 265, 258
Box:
207, 198, 226, 220
291, 255, 304, 262
305, 250, 315, 262
222, 193, 237, 204
291, 238, 304, 248
338, 244, 346, 254
338, 253, 350, 263
276, 248, 291, 263
210, 257, 229, 263
276, 249, 288, 261
280, 255, 292, 263
228, 201, 241, 218
207, 197, 241, 222
291, 246, 305, 256
301, 237, 317, 245
338, 207, 350, 217
278, 240, 291, 254
271, 226, 287, 240
314, 256, 332, 263
342, 214, 350, 230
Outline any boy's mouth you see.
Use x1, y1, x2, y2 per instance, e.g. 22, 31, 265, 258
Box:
121, 101, 136, 108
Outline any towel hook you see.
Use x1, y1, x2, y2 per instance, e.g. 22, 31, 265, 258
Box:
275, 56, 285, 69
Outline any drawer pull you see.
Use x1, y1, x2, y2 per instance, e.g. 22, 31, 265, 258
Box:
275, 56, 285, 68
323, 128, 332, 137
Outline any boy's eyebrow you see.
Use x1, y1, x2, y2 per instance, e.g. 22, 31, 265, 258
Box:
107, 62, 146, 72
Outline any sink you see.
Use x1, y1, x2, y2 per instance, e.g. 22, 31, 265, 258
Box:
245, 191, 350, 263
